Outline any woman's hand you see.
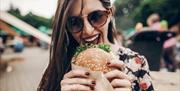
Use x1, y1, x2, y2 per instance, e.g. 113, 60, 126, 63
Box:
61, 69, 95, 91
105, 61, 132, 91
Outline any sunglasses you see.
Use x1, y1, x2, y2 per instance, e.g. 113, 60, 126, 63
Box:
66, 10, 110, 33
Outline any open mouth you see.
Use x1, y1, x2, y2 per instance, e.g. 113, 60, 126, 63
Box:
83, 34, 100, 44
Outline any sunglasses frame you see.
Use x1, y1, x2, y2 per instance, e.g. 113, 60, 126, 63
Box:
66, 10, 111, 33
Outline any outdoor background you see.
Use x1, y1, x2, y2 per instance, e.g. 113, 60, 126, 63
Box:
0, 0, 180, 91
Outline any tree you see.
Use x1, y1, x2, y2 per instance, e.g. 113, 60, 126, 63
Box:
133, 0, 180, 25
7, 4, 23, 20
114, 0, 180, 30
114, 0, 142, 30
7, 4, 52, 29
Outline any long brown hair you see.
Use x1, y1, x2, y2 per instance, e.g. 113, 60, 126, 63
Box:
37, 0, 118, 91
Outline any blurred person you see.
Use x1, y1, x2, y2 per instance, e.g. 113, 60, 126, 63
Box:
163, 38, 177, 72
38, 0, 154, 91
163, 13, 180, 71
160, 20, 168, 31
0, 37, 8, 71
175, 36, 180, 68
135, 22, 143, 32
38, 40, 49, 49
147, 13, 161, 30
0, 37, 4, 51
13, 36, 24, 52
170, 21, 180, 68
0, 37, 4, 61
144, 13, 167, 32
5, 35, 14, 48
0, 33, 8, 45
147, 13, 160, 27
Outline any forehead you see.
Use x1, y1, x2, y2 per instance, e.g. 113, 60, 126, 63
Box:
69, 0, 106, 16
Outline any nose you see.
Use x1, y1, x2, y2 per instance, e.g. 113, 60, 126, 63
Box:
82, 18, 94, 36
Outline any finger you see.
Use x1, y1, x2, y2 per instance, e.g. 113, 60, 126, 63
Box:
105, 70, 132, 81
64, 69, 90, 79
114, 88, 132, 91
61, 84, 94, 91
61, 78, 96, 86
111, 79, 131, 88
107, 60, 125, 71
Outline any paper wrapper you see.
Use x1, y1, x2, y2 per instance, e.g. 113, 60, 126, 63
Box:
71, 63, 114, 91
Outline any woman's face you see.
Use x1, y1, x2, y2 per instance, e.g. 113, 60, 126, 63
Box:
67, 0, 112, 44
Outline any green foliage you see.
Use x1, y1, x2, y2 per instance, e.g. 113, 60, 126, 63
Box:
7, 4, 52, 29
7, 5, 24, 20
74, 44, 111, 57
114, 0, 180, 30
114, 0, 142, 30
114, 0, 142, 17
132, 0, 180, 25
22, 12, 52, 28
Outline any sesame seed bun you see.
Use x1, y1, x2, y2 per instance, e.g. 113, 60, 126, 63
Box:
74, 48, 113, 73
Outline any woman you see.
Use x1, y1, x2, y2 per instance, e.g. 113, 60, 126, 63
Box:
38, 0, 154, 91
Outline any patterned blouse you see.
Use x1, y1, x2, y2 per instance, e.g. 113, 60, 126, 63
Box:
112, 45, 154, 91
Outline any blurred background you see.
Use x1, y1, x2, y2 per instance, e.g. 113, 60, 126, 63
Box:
0, 0, 179, 91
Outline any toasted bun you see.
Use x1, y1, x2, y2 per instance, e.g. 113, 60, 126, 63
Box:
74, 48, 113, 72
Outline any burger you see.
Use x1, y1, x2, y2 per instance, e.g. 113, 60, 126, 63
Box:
72, 44, 114, 73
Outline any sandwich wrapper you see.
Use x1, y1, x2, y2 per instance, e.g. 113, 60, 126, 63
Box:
71, 58, 114, 91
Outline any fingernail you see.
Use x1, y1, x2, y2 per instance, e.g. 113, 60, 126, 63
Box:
90, 86, 94, 90
85, 72, 90, 76
91, 80, 96, 85
107, 62, 111, 65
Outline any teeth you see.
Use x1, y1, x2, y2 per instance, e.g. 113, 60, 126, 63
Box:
85, 35, 99, 42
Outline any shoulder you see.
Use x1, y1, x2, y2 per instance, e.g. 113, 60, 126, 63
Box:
114, 46, 149, 72
113, 46, 154, 90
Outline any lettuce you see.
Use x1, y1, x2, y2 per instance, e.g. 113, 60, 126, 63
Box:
74, 44, 111, 57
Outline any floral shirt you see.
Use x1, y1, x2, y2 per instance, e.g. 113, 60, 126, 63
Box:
112, 46, 154, 91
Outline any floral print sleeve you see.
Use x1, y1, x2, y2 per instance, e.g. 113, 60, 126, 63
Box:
115, 47, 154, 91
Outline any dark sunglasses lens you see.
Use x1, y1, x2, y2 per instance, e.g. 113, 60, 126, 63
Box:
89, 11, 108, 27
67, 17, 83, 33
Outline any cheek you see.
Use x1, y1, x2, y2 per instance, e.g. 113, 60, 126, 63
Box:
99, 21, 109, 35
